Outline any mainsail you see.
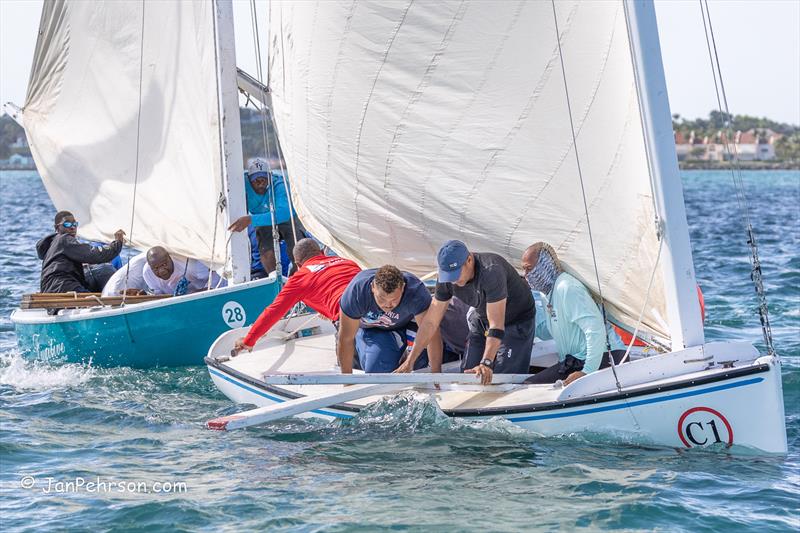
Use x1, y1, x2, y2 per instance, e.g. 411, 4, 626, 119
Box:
268, 0, 673, 340
23, 0, 238, 266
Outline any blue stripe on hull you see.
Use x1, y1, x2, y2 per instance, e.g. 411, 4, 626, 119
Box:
507, 377, 764, 422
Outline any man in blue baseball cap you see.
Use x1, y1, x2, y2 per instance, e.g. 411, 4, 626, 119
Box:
395, 240, 536, 384
228, 158, 304, 274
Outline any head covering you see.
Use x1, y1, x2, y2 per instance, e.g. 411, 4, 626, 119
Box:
525, 248, 560, 295
247, 158, 270, 181
437, 240, 469, 283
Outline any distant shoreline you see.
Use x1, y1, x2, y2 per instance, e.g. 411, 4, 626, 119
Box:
679, 161, 799, 170
2, 164, 798, 175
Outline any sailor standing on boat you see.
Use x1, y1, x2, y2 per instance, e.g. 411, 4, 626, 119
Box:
521, 242, 626, 385
398, 240, 536, 384
232, 239, 361, 354
337, 265, 444, 374
228, 158, 304, 274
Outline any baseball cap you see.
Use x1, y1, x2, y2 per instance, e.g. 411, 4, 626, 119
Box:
248, 158, 270, 181
437, 240, 469, 283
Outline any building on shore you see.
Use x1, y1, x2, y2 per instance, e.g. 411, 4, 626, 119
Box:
674, 129, 781, 162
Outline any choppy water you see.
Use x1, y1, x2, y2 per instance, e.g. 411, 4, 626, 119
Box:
1, 169, 798, 532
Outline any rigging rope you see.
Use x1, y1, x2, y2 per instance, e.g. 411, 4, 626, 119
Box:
251, 0, 300, 247
550, 1, 622, 392
250, 0, 295, 281
619, 235, 664, 365
122, 0, 147, 305
207, 192, 225, 289
699, 0, 775, 355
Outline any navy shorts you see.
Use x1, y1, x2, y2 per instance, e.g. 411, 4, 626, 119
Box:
354, 326, 429, 373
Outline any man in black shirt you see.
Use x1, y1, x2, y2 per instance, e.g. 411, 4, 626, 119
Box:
396, 240, 535, 384
37, 210, 125, 293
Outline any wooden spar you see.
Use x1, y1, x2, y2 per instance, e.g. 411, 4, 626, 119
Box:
259, 372, 533, 385
206, 383, 405, 430
21, 293, 171, 310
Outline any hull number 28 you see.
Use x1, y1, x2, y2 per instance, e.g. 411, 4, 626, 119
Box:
222, 301, 246, 329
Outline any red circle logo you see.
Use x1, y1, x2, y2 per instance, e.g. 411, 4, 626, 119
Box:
677, 407, 733, 448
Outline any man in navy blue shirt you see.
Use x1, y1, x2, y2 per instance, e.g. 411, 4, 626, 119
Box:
338, 265, 443, 373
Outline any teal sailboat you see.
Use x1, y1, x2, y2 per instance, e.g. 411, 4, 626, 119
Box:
9, 0, 281, 367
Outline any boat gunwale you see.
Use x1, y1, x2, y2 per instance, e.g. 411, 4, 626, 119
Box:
205, 356, 772, 417
10, 275, 281, 325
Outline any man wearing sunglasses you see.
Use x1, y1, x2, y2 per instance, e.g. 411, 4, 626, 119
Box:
37, 210, 125, 294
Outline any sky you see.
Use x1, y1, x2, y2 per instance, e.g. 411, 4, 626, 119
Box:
1, 0, 798, 125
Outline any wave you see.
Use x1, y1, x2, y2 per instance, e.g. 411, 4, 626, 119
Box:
0, 349, 95, 391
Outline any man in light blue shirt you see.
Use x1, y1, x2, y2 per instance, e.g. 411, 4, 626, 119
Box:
228, 158, 304, 274
522, 242, 626, 385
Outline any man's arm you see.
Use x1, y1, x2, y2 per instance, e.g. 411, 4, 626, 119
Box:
465, 298, 506, 385
396, 308, 445, 373
233, 276, 307, 354
563, 286, 607, 385
336, 314, 360, 374
395, 298, 449, 372
62, 233, 123, 264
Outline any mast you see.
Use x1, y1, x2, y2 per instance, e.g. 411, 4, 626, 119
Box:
624, 0, 705, 349
213, 0, 250, 284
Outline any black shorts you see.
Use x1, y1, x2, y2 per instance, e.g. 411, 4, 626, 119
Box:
462, 310, 535, 374
255, 219, 304, 256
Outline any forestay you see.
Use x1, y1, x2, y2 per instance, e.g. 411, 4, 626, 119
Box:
268, 0, 671, 341
23, 0, 233, 265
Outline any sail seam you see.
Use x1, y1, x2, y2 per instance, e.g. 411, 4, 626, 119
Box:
382, 1, 467, 262
457, 3, 575, 249
324, 1, 358, 227
416, 1, 526, 247
353, 0, 414, 248
505, 4, 619, 253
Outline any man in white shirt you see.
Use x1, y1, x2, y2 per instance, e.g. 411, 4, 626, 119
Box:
101, 252, 149, 296
141, 246, 224, 296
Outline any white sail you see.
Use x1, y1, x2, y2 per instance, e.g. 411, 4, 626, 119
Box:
24, 0, 237, 266
267, 0, 672, 340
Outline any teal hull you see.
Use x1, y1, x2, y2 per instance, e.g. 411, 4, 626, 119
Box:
12, 278, 281, 368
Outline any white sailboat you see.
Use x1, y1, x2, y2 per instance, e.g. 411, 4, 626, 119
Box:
204, 0, 787, 453
8, 0, 285, 367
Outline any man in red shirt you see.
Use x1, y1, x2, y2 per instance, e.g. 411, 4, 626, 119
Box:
233, 238, 361, 354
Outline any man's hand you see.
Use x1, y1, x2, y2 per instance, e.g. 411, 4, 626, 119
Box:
123, 288, 146, 296
564, 371, 586, 386
465, 364, 494, 385
114, 229, 126, 242
232, 337, 254, 357
228, 215, 252, 233
393, 354, 415, 374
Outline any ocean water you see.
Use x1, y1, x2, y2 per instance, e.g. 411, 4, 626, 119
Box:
0, 169, 798, 532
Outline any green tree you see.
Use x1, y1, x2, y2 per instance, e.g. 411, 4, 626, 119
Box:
775, 133, 800, 162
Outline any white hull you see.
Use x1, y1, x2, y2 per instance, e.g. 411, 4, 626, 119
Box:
206, 317, 788, 453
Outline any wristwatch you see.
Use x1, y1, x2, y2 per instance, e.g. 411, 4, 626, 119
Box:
480, 358, 494, 369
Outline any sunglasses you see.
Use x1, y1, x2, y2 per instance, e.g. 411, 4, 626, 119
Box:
61, 221, 79, 228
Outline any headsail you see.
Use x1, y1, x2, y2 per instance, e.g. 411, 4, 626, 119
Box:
267, 1, 674, 340
24, 0, 242, 268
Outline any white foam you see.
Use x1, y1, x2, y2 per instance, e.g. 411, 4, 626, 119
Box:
0, 350, 95, 390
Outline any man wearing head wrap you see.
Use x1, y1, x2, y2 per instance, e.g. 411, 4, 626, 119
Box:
521, 242, 626, 385
228, 158, 304, 274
